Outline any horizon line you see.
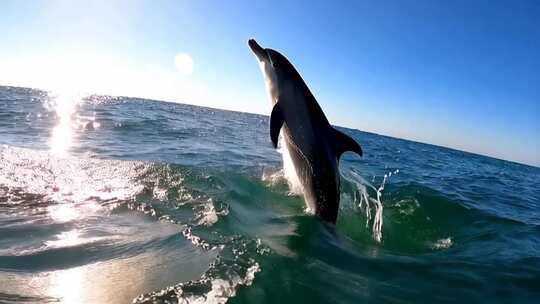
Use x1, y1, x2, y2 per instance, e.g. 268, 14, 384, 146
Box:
1, 84, 539, 169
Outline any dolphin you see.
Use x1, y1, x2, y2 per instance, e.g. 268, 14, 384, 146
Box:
248, 39, 363, 223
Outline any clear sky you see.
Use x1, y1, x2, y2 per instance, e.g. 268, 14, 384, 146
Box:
0, 0, 538, 166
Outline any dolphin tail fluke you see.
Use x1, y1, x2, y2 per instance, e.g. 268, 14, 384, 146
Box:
329, 127, 363, 159
270, 103, 284, 148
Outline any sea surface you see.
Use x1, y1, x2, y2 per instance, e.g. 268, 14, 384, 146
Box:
0, 85, 539, 304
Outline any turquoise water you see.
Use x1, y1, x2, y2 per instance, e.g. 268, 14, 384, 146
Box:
0, 85, 539, 303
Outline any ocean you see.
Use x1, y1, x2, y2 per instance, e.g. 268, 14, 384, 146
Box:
0, 85, 538, 303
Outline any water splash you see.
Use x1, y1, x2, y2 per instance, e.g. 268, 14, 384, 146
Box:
133, 236, 263, 304
261, 168, 285, 187
344, 169, 399, 242
431, 237, 453, 250
133, 262, 260, 304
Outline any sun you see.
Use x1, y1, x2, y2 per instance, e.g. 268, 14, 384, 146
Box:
174, 53, 194, 75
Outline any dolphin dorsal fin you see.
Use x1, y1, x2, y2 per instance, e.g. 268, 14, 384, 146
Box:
329, 127, 363, 159
270, 103, 284, 148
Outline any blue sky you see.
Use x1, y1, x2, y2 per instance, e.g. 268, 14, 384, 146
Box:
0, 0, 538, 166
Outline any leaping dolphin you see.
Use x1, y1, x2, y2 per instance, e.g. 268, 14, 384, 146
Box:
248, 39, 363, 223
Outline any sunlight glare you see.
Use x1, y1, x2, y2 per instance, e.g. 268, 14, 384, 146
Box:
0, 50, 214, 110
46, 230, 83, 248
48, 91, 82, 156
174, 53, 194, 75
48, 203, 81, 222
50, 265, 85, 304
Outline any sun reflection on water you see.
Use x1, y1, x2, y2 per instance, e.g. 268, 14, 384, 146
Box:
49, 265, 85, 304
46, 230, 83, 248
47, 91, 82, 156
48, 203, 81, 222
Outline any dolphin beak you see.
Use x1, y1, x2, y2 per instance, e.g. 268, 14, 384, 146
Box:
248, 39, 268, 62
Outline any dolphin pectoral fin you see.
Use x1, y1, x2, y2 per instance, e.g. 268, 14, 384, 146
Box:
270, 103, 284, 148
329, 127, 363, 159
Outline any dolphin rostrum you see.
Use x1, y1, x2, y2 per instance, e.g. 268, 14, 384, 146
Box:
248, 39, 363, 223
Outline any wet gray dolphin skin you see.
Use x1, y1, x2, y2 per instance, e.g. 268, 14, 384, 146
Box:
248, 39, 363, 223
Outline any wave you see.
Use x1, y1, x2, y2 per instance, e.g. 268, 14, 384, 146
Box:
1, 143, 538, 303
